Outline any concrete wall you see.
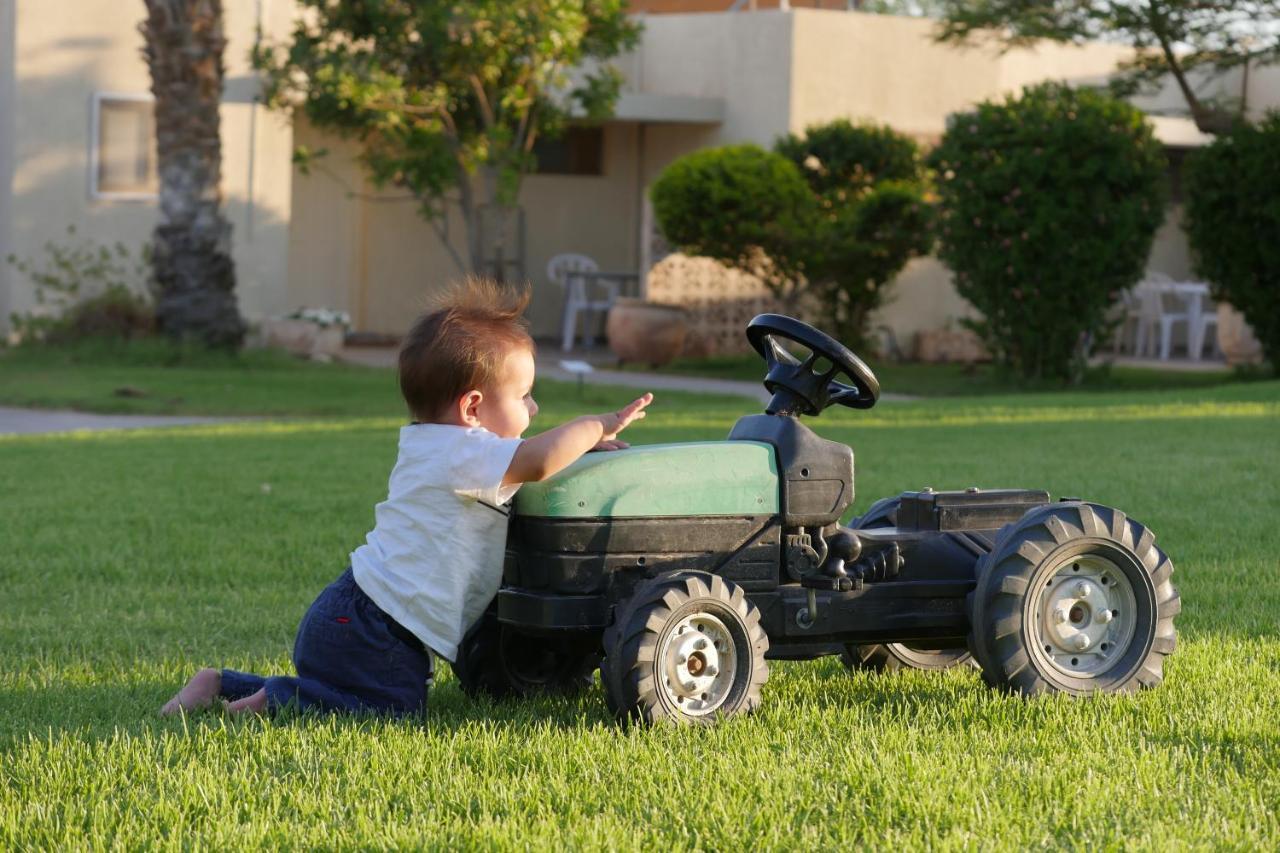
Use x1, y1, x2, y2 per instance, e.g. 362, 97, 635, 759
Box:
625, 11, 794, 146
0, 0, 15, 329
288, 119, 646, 338
1, 0, 294, 332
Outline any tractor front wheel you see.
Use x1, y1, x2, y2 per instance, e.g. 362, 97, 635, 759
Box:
968, 501, 1179, 696
603, 571, 769, 725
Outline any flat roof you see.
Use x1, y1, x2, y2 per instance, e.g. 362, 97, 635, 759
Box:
610, 92, 726, 124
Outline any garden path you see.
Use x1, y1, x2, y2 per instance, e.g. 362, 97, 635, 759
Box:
0, 406, 244, 435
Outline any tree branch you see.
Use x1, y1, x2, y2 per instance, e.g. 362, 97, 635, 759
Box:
468, 74, 496, 130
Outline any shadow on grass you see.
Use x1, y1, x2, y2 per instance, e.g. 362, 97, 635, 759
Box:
0, 662, 1001, 747
0, 677, 621, 749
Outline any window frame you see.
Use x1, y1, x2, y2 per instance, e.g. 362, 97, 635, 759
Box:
89, 91, 159, 202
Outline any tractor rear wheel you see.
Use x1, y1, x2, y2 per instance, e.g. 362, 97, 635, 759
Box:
452, 610, 599, 701
848, 497, 975, 673
603, 571, 769, 725
841, 643, 975, 672
968, 501, 1179, 696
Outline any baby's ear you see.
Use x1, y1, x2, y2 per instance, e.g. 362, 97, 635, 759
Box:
459, 389, 484, 426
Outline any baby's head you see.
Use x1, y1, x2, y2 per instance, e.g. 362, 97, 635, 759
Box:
398, 276, 538, 438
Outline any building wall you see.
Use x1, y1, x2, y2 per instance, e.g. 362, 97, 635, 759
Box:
625, 11, 794, 146
288, 119, 645, 338
1, 0, 294, 332
0, 0, 16, 328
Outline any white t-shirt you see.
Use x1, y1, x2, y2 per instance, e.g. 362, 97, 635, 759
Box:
351, 424, 523, 662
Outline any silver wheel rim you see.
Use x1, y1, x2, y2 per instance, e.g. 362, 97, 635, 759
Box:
658, 611, 738, 716
1030, 553, 1137, 678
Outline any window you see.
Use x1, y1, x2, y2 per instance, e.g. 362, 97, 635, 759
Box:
91, 94, 159, 199
532, 126, 604, 176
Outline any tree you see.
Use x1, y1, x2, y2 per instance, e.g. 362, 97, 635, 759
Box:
650, 122, 932, 352
1183, 114, 1280, 373
254, 1, 641, 276
930, 83, 1166, 382
648, 144, 812, 302
933, 1, 1280, 135
775, 121, 932, 349
141, 0, 245, 347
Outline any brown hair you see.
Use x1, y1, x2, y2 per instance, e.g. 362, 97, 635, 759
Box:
398, 276, 534, 422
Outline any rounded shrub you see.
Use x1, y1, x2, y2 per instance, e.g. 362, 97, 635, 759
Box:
651, 125, 932, 352
930, 83, 1167, 382
649, 144, 812, 293
1183, 114, 1280, 373
777, 120, 933, 351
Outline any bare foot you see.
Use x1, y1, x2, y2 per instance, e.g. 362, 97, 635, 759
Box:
160, 668, 222, 716
226, 688, 269, 715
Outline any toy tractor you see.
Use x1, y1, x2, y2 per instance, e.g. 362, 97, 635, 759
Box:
453, 315, 1181, 724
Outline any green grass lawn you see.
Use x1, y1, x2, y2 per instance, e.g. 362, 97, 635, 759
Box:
632, 351, 1256, 397
3, 355, 1279, 847
0, 340, 406, 417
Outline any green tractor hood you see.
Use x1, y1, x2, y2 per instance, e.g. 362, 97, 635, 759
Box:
514, 441, 780, 519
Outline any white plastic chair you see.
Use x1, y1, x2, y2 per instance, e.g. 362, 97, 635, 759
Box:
1187, 289, 1220, 361
1131, 280, 1189, 360
548, 253, 605, 352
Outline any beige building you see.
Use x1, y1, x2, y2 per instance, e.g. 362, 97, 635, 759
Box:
2, 1, 1276, 344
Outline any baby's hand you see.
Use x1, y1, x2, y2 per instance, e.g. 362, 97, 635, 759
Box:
589, 438, 630, 452
598, 393, 653, 441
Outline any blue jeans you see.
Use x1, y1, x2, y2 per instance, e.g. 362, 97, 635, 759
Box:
220, 568, 434, 717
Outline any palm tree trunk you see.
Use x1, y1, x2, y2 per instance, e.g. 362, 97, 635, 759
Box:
141, 0, 244, 347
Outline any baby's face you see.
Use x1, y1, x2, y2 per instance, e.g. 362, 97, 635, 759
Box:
475, 345, 538, 439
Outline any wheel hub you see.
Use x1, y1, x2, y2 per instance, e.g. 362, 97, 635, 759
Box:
1033, 554, 1137, 677
659, 612, 737, 715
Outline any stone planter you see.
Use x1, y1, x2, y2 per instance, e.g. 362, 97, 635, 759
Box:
1216, 303, 1264, 367
913, 327, 989, 363
606, 298, 689, 367
263, 317, 347, 358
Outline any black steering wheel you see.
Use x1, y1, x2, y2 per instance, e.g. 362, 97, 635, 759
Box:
746, 314, 880, 416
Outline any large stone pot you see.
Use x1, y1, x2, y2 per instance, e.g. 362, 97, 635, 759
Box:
1216, 303, 1264, 367
606, 298, 689, 367
263, 318, 346, 358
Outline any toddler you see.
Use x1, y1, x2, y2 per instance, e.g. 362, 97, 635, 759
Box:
161, 277, 651, 717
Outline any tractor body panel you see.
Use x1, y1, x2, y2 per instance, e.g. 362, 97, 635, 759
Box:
513, 441, 779, 518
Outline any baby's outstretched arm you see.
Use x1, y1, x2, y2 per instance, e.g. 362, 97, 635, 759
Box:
503, 393, 653, 485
